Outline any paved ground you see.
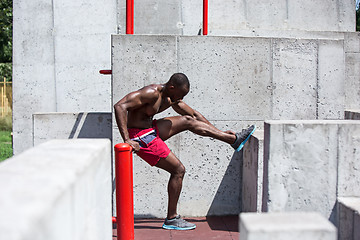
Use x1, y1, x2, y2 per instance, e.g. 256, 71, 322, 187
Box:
113, 215, 239, 240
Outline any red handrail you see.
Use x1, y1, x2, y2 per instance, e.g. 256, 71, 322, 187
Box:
203, 0, 208, 35
126, 0, 134, 34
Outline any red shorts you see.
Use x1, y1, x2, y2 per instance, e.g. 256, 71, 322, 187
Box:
128, 120, 171, 166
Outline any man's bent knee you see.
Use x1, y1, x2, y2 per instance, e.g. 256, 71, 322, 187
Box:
173, 163, 186, 177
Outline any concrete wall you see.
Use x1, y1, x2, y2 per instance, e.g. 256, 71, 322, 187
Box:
117, 0, 355, 35
111, 34, 345, 217
33, 112, 112, 146
262, 120, 360, 224
338, 197, 360, 240
240, 212, 337, 240
0, 139, 112, 240
13, 0, 117, 154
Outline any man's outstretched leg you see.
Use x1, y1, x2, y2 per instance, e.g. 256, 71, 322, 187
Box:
155, 151, 196, 230
156, 115, 255, 152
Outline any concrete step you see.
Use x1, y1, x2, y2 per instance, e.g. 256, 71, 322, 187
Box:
239, 212, 337, 240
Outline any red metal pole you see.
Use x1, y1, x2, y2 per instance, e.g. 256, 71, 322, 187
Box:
126, 0, 134, 34
114, 143, 134, 240
99, 70, 112, 75
203, 0, 208, 35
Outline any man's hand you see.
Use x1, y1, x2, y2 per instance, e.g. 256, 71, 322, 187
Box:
125, 139, 141, 152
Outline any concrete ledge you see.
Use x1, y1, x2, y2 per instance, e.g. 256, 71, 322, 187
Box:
239, 212, 337, 240
242, 130, 264, 212
263, 120, 360, 223
345, 110, 360, 120
338, 197, 360, 240
33, 112, 112, 146
0, 139, 112, 240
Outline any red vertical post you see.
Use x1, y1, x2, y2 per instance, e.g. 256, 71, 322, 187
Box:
126, 0, 134, 34
203, 0, 208, 35
114, 143, 134, 240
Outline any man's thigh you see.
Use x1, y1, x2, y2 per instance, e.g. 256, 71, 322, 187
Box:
156, 116, 189, 141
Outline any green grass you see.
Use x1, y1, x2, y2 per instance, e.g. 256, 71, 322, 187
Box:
0, 130, 12, 162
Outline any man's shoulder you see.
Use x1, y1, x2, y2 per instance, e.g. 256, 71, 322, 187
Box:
138, 84, 162, 99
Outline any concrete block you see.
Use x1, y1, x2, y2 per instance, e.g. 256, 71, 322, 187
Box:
0, 139, 112, 240
345, 110, 360, 120
242, 131, 264, 212
263, 120, 360, 222
318, 40, 345, 119
272, 39, 318, 119
177, 36, 272, 121
240, 212, 337, 240
33, 112, 112, 146
338, 197, 360, 240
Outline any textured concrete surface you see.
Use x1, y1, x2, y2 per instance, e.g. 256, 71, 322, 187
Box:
33, 112, 112, 146
240, 212, 337, 240
345, 32, 360, 110
0, 139, 112, 240
338, 197, 360, 240
242, 131, 264, 212
116, 0, 355, 35
112, 34, 346, 217
263, 120, 360, 223
13, 0, 116, 154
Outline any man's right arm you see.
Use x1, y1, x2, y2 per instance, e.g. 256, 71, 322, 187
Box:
113, 88, 157, 152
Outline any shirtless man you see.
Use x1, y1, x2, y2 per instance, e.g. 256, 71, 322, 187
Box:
114, 73, 255, 230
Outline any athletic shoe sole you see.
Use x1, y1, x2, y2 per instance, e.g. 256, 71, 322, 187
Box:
236, 125, 256, 152
162, 224, 196, 230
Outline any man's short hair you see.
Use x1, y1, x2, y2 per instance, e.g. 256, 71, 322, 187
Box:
168, 73, 190, 89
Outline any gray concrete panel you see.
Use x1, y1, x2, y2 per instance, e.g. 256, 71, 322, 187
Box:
272, 39, 318, 119
134, 0, 182, 35
12, 64, 57, 154
53, 0, 117, 36
177, 36, 272, 121
112, 35, 177, 128
318, 40, 345, 119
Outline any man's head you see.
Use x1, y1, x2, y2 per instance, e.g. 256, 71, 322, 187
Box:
166, 73, 190, 102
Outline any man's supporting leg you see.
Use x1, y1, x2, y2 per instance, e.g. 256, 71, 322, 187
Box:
156, 151, 185, 219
